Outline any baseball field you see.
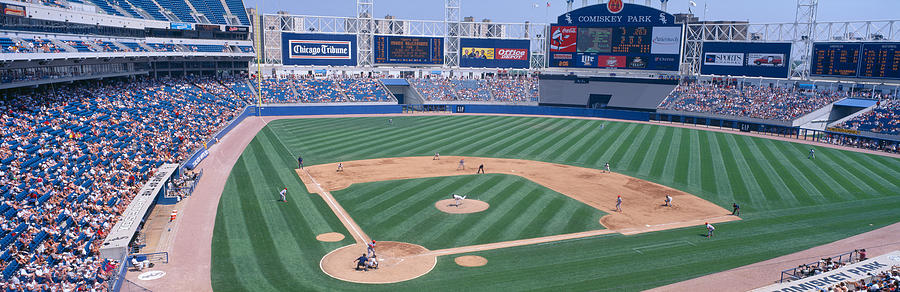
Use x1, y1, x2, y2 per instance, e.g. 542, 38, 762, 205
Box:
210, 115, 900, 291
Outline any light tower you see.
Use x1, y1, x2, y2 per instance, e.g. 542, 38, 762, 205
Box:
357, 0, 374, 69
445, 0, 460, 68
792, 0, 818, 79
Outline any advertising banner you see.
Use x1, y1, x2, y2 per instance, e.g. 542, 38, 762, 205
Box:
281, 33, 357, 66
701, 42, 792, 78
752, 251, 900, 292
170, 22, 193, 30
460, 38, 530, 68
2, 4, 26, 17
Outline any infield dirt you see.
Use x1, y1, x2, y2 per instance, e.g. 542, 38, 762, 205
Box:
298, 156, 739, 231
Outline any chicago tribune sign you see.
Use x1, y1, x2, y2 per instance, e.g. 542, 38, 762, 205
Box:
289, 40, 352, 59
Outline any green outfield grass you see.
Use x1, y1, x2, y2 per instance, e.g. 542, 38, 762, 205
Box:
331, 174, 606, 250
211, 115, 900, 291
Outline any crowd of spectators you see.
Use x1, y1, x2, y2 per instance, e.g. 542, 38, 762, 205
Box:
820, 134, 900, 154
1, 36, 244, 54
659, 81, 846, 121
260, 76, 392, 103
410, 76, 538, 102
0, 76, 246, 290
836, 99, 900, 136
823, 266, 899, 292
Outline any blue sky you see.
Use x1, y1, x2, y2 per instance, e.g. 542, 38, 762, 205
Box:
244, 0, 898, 24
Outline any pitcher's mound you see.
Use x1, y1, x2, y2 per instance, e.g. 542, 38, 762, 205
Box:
320, 241, 437, 284
316, 232, 345, 242
454, 255, 487, 267
435, 199, 489, 214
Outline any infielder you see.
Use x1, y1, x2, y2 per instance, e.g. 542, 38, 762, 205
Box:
367, 240, 376, 257
705, 222, 715, 238
451, 194, 467, 207
476, 164, 485, 174
604, 162, 611, 173
615, 195, 622, 212
731, 203, 740, 216
808, 148, 815, 159
457, 159, 465, 170
297, 155, 303, 169
279, 188, 287, 202
337, 162, 343, 172
433, 152, 440, 160
664, 194, 672, 207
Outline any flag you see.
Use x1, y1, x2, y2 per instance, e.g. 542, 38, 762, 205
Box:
547, 1, 550, 7
533, 3, 539, 8
689, 0, 697, 6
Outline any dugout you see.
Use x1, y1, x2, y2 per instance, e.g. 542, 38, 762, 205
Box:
538, 75, 678, 111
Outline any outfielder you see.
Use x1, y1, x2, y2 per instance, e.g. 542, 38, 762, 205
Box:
279, 188, 287, 202
297, 156, 304, 169
705, 222, 715, 238
452, 194, 467, 207
615, 195, 622, 212
808, 148, 815, 159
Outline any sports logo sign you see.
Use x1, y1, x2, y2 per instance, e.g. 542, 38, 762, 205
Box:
607, 0, 624, 14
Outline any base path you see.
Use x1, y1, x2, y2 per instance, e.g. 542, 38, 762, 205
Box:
299, 156, 739, 231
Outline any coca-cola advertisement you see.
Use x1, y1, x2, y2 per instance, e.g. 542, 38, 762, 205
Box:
550, 26, 577, 52
460, 38, 530, 68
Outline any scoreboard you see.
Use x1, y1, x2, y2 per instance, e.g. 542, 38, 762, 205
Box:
812, 42, 900, 79
812, 43, 862, 77
374, 36, 443, 65
576, 27, 651, 54
548, 3, 681, 71
860, 43, 900, 79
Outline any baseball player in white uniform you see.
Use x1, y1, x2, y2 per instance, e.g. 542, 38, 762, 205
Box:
706, 222, 715, 238
337, 163, 343, 172
367, 240, 376, 257
452, 194, 467, 207
433, 152, 440, 160
664, 194, 672, 207
604, 162, 611, 173
279, 188, 287, 202
615, 195, 622, 212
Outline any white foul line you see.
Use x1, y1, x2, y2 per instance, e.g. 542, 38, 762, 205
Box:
303, 169, 368, 244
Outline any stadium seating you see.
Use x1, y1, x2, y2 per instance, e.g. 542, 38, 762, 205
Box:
0, 76, 250, 289
837, 99, 900, 135
658, 82, 846, 121
409, 77, 539, 102
260, 77, 392, 103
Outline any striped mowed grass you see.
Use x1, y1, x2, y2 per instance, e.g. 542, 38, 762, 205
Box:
211, 115, 900, 291
331, 174, 606, 250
